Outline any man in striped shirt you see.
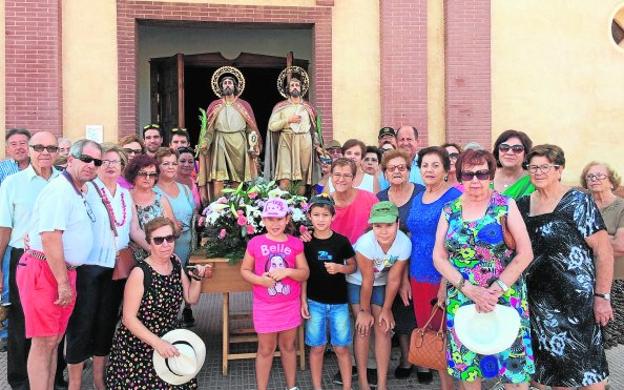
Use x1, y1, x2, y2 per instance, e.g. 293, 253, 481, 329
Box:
0, 128, 31, 187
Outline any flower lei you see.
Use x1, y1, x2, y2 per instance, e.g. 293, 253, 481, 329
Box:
98, 186, 127, 227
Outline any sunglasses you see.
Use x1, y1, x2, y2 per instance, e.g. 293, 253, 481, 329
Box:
137, 171, 158, 179
171, 128, 187, 133
123, 147, 142, 155
152, 235, 175, 245
461, 170, 490, 181
30, 144, 59, 153
76, 154, 103, 167
498, 144, 524, 154
143, 124, 160, 130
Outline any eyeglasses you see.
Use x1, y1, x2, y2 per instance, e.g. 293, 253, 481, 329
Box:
102, 160, 121, 167
498, 144, 524, 154
448, 152, 459, 160
363, 157, 378, 163
30, 144, 59, 153
76, 154, 103, 167
527, 164, 560, 174
460, 170, 490, 181
161, 162, 178, 167
84, 199, 96, 223
152, 235, 175, 245
585, 173, 608, 182
331, 173, 354, 180
143, 124, 160, 130
123, 148, 142, 155
137, 171, 158, 179
386, 164, 408, 172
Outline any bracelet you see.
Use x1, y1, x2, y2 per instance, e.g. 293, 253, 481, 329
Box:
454, 276, 465, 292
495, 279, 510, 293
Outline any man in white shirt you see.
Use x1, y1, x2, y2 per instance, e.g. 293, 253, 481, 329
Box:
17, 139, 101, 390
379, 125, 423, 190
0, 131, 63, 389
0, 128, 31, 187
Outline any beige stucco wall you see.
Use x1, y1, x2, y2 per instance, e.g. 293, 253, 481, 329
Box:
492, 0, 624, 183
427, 0, 445, 146
0, 0, 5, 158
133, 0, 315, 5
331, 0, 380, 145
62, 0, 118, 143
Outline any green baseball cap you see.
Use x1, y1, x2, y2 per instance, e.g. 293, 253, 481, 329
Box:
368, 201, 399, 224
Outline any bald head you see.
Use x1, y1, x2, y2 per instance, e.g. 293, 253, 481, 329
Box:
29, 131, 59, 171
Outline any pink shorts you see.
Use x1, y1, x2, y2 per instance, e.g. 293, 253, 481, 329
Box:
16, 251, 77, 338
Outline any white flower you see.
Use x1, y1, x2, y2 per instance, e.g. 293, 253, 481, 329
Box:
268, 188, 287, 198
291, 208, 305, 222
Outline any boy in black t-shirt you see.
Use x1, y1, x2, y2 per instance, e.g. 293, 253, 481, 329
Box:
301, 194, 356, 390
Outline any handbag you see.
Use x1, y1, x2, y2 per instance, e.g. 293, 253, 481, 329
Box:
112, 246, 135, 280
408, 305, 447, 371
500, 215, 516, 251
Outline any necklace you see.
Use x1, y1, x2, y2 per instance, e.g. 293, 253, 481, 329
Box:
98, 185, 127, 227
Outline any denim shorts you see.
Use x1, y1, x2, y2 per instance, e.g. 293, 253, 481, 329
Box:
347, 282, 386, 307
304, 299, 352, 347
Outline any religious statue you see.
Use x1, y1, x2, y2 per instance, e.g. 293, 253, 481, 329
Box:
197, 66, 261, 201
264, 66, 322, 192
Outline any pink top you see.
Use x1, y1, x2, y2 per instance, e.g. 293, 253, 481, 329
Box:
332, 189, 379, 244
117, 176, 133, 190
246, 234, 303, 305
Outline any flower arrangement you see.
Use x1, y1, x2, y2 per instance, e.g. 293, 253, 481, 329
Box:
199, 178, 310, 263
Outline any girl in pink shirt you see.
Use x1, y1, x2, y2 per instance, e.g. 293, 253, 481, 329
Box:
241, 198, 309, 390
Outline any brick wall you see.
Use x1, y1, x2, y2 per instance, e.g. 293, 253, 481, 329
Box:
379, 0, 429, 144
117, 1, 333, 141
444, 0, 492, 148
5, 0, 63, 135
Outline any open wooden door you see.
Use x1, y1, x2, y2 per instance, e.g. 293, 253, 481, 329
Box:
150, 53, 185, 137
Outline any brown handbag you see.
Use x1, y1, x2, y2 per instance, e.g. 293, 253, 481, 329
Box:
112, 247, 135, 280
500, 215, 517, 251
408, 305, 447, 371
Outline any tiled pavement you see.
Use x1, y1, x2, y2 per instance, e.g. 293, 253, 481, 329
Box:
0, 292, 622, 389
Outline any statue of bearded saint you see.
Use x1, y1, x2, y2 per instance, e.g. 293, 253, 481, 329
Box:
264, 75, 323, 194
197, 70, 261, 202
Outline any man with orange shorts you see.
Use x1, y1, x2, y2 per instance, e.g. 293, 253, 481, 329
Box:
17, 139, 101, 390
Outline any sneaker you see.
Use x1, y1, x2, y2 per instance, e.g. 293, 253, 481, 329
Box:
333, 365, 358, 385
182, 307, 195, 328
367, 368, 378, 388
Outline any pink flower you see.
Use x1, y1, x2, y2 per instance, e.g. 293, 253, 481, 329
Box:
248, 191, 258, 199
299, 225, 309, 235
237, 215, 247, 226
237, 209, 244, 216
246, 224, 255, 234
218, 229, 227, 239
217, 197, 227, 204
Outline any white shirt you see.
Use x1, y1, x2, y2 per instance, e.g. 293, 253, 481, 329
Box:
0, 165, 59, 249
347, 230, 412, 286
28, 174, 94, 266
84, 178, 133, 268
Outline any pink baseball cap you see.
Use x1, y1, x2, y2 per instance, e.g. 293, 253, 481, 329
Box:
261, 198, 289, 218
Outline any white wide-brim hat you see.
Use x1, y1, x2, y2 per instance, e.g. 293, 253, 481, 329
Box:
153, 329, 206, 385
454, 304, 520, 355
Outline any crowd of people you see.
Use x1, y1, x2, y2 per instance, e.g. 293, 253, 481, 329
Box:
0, 120, 622, 390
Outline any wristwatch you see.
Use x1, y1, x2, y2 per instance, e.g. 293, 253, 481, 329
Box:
495, 279, 510, 293
594, 292, 611, 301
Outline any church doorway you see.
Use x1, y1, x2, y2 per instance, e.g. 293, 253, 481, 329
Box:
149, 52, 309, 151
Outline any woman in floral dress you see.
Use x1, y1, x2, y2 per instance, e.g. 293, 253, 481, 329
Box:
106, 217, 211, 389
433, 149, 535, 389
518, 145, 614, 389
